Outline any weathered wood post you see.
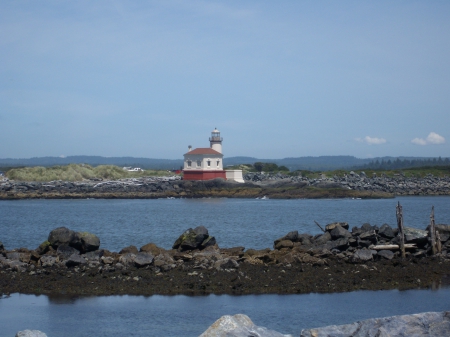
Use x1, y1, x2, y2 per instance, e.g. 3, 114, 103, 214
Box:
396, 202, 406, 258
429, 206, 437, 255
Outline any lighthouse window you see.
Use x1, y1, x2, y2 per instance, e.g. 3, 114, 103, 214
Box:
187, 160, 192, 168
197, 160, 201, 167
217, 160, 220, 167
207, 160, 211, 167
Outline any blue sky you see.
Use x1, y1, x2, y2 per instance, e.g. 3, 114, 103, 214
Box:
1, 1, 449, 159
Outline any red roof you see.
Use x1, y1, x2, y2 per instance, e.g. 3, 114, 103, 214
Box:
184, 148, 222, 155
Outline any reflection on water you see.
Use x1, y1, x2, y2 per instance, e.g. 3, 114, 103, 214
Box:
1, 288, 450, 337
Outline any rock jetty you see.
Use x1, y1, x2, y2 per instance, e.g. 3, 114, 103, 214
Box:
1, 171, 449, 199
1, 222, 449, 296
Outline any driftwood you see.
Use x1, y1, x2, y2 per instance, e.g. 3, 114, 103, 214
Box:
370, 244, 417, 250
396, 202, 406, 258
429, 206, 437, 255
314, 221, 325, 233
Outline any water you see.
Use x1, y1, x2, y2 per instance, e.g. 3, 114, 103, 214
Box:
1, 196, 450, 336
0, 196, 449, 251
1, 289, 450, 336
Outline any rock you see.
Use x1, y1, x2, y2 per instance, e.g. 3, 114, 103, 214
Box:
48, 227, 77, 249
16, 330, 48, 337
0, 241, 4, 252
315, 232, 332, 245
298, 234, 313, 245
351, 249, 373, 262
82, 250, 104, 261
6, 252, 21, 261
300, 311, 450, 337
57, 245, 80, 260
274, 240, 294, 250
119, 245, 139, 254
8, 260, 27, 272
326, 222, 349, 231
140, 243, 164, 255
361, 223, 374, 232
199, 314, 292, 337
134, 252, 154, 268
36, 241, 51, 255
378, 224, 396, 239
173, 226, 213, 251
435, 224, 450, 235
274, 231, 299, 245
404, 227, 428, 245
378, 250, 394, 260
214, 258, 239, 270
101, 256, 114, 264
330, 226, 352, 240
40, 255, 56, 268
77, 232, 100, 253
119, 253, 136, 266
359, 230, 378, 243
65, 254, 87, 267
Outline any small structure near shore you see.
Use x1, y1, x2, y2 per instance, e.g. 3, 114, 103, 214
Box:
183, 128, 244, 182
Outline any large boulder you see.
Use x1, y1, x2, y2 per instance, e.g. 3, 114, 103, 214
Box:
172, 226, 216, 252
300, 311, 450, 337
330, 226, 352, 240
378, 224, 396, 239
274, 231, 298, 246
134, 252, 154, 268
315, 232, 331, 245
199, 314, 292, 337
77, 232, 100, 253
48, 227, 77, 249
326, 222, 349, 231
404, 227, 428, 245
57, 245, 79, 260
351, 249, 373, 262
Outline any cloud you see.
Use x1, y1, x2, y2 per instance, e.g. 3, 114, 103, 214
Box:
411, 132, 445, 145
355, 136, 387, 145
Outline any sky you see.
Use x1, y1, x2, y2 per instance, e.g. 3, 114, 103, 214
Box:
1, 1, 449, 159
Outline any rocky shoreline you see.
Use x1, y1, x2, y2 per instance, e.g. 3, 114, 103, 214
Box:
1, 221, 449, 297
1, 171, 449, 199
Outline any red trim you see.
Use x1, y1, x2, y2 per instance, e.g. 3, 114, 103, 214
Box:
182, 170, 227, 181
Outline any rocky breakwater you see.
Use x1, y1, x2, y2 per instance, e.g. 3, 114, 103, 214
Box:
244, 171, 450, 196
1, 223, 449, 296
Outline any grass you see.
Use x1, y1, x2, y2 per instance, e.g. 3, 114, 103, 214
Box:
5, 164, 178, 182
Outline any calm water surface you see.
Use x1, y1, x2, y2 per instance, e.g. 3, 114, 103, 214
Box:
1, 289, 450, 336
1, 196, 449, 251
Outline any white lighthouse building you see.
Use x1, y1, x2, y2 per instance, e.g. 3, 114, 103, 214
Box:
183, 128, 244, 182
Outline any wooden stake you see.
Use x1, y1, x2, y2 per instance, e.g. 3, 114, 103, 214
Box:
436, 230, 442, 254
429, 206, 437, 255
314, 221, 325, 233
396, 201, 406, 258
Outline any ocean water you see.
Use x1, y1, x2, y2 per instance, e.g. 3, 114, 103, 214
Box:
0, 196, 449, 251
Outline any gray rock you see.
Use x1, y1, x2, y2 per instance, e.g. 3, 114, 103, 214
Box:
40, 255, 56, 268
352, 249, 373, 262
378, 224, 396, 239
330, 226, 352, 240
16, 330, 48, 337
173, 227, 213, 251
214, 258, 239, 270
48, 227, 77, 249
326, 222, 349, 231
57, 245, 80, 260
134, 252, 154, 268
119, 253, 136, 266
378, 250, 394, 260
199, 314, 293, 337
6, 252, 21, 261
361, 223, 373, 232
77, 232, 100, 253
65, 254, 87, 267
300, 311, 450, 337
119, 245, 139, 254
404, 227, 428, 245
315, 232, 332, 245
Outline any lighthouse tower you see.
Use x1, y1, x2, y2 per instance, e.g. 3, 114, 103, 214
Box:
209, 128, 222, 153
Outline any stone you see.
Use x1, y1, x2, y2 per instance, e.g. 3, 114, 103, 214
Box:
134, 252, 154, 268
274, 231, 299, 245
330, 226, 352, 240
173, 227, 212, 251
36, 241, 51, 255
300, 311, 450, 337
214, 258, 239, 270
326, 222, 349, 231
48, 227, 77, 249
6, 252, 21, 261
16, 330, 48, 337
352, 249, 373, 262
65, 254, 87, 267
404, 227, 428, 245
140, 243, 164, 255
57, 245, 80, 260
199, 314, 292, 337
378, 250, 394, 260
77, 232, 100, 253
40, 255, 56, 268
119, 253, 136, 266
315, 232, 332, 245
275, 240, 294, 250
359, 230, 378, 243
82, 250, 104, 261
361, 223, 374, 232
101, 256, 114, 264
119, 245, 139, 254
201, 236, 217, 249
378, 224, 396, 239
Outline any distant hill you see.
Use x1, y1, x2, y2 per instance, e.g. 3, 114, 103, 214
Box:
0, 155, 448, 172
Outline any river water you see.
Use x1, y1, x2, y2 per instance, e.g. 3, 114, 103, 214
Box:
1, 196, 450, 336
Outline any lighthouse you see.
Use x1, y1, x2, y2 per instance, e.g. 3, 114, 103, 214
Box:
182, 128, 244, 182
